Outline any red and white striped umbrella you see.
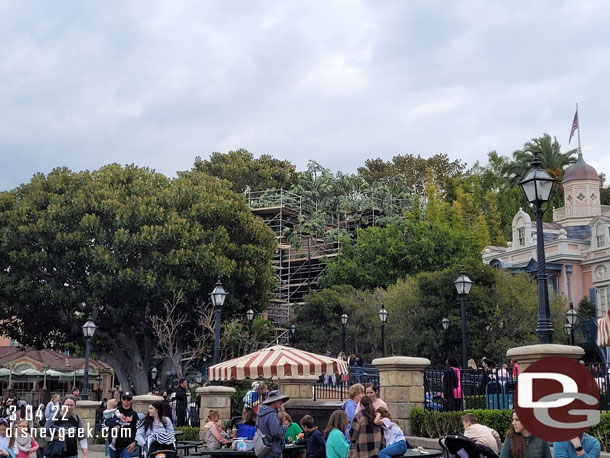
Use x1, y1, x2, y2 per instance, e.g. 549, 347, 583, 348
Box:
208, 345, 349, 381
598, 311, 610, 347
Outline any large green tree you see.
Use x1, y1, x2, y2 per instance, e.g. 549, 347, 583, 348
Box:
294, 261, 567, 365
192, 149, 298, 193
0, 165, 276, 393
504, 133, 578, 211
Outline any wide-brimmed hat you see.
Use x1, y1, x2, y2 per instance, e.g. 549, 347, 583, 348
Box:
262, 390, 289, 405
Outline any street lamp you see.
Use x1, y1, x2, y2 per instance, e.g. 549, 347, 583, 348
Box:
441, 317, 449, 358
210, 278, 228, 364
454, 268, 473, 369
378, 305, 388, 357
519, 151, 556, 344
290, 324, 296, 346
566, 303, 578, 346
81, 316, 97, 400
341, 313, 348, 354
246, 309, 255, 352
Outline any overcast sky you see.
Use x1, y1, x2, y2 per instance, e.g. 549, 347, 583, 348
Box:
2, 1, 610, 191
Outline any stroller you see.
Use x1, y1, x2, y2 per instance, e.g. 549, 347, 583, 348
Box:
439, 434, 499, 458
146, 436, 177, 458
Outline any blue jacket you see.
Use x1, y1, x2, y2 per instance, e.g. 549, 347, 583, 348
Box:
553, 434, 601, 458
342, 399, 357, 440
256, 405, 285, 458
297, 429, 325, 458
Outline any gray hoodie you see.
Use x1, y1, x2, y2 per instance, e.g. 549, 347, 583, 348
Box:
256, 405, 286, 457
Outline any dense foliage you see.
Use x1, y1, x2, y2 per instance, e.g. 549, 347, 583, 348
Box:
0, 165, 276, 393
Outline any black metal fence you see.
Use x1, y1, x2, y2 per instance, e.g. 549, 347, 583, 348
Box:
313, 365, 379, 401
424, 362, 610, 412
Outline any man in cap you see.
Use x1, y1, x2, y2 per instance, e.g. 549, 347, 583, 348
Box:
106, 391, 139, 458
256, 390, 289, 458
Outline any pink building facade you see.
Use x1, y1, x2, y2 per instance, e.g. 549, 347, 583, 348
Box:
482, 153, 610, 358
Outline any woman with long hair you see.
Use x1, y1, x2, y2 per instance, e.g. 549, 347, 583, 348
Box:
136, 401, 176, 455
499, 412, 551, 458
348, 396, 384, 458
324, 410, 349, 458
0, 417, 17, 458
442, 356, 463, 412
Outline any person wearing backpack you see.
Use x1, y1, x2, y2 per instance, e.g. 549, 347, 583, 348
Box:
255, 391, 289, 458
44, 395, 87, 458
442, 357, 463, 412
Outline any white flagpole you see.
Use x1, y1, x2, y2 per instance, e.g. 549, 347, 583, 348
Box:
576, 103, 582, 156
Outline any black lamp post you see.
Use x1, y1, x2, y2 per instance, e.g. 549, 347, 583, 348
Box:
378, 305, 388, 357
441, 317, 449, 357
519, 152, 556, 344
81, 316, 97, 400
566, 303, 578, 346
454, 268, 473, 369
210, 278, 228, 364
341, 313, 348, 354
246, 309, 254, 352
290, 324, 296, 346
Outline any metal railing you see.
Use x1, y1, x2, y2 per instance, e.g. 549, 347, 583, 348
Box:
424, 368, 515, 412
553, 204, 610, 220
424, 363, 610, 412
313, 365, 379, 401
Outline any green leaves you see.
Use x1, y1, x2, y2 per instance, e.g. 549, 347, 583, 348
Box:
0, 164, 276, 392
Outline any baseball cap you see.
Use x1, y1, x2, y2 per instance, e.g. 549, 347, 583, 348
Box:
122, 391, 133, 400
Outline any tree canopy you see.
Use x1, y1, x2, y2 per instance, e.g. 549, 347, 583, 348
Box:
0, 164, 276, 393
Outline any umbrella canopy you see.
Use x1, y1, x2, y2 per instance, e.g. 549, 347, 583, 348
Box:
45, 369, 64, 377
208, 345, 349, 381
598, 311, 610, 347
0, 368, 10, 376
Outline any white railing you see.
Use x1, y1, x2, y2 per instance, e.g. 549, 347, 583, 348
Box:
553, 205, 610, 220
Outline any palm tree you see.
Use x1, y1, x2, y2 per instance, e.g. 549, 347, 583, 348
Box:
504, 133, 578, 210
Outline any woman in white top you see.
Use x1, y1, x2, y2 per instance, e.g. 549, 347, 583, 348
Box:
356, 383, 388, 413
136, 401, 175, 454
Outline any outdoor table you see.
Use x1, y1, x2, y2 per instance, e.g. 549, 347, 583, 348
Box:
176, 441, 205, 455
195, 443, 306, 458
403, 448, 444, 458
174, 430, 185, 436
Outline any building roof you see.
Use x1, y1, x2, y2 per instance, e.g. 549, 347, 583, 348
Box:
563, 153, 600, 183
542, 222, 564, 230
0, 347, 112, 371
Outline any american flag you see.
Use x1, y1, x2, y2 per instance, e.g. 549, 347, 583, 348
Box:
569, 109, 579, 144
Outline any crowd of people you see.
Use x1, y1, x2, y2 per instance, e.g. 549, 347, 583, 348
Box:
203, 380, 603, 458
0, 388, 179, 458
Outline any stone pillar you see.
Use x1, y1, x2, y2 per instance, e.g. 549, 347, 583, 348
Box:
75, 400, 100, 445
373, 356, 430, 436
197, 386, 235, 440
132, 395, 164, 416
278, 376, 318, 401
507, 344, 584, 372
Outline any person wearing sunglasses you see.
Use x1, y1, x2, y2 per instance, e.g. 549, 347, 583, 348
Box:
105, 392, 138, 458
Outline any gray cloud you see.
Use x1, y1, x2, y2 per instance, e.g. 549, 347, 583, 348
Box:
2, 0, 610, 191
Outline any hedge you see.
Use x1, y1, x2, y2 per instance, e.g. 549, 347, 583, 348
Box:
174, 426, 201, 440
411, 408, 512, 441
410, 408, 610, 450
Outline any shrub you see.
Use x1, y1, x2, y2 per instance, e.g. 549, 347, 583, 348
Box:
411, 409, 610, 450
174, 426, 201, 441
410, 408, 512, 441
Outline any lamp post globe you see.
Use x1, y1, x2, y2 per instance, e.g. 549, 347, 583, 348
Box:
565, 303, 578, 345
210, 278, 228, 364
454, 268, 472, 369
378, 305, 388, 357
81, 316, 97, 400
441, 317, 449, 331
519, 152, 556, 344
290, 324, 296, 346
